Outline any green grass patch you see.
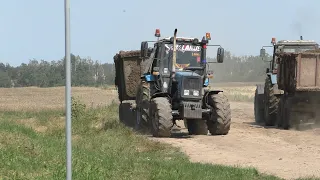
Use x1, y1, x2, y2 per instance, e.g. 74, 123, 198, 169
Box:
0, 99, 311, 180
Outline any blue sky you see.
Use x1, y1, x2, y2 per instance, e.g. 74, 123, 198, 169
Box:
1, 0, 320, 66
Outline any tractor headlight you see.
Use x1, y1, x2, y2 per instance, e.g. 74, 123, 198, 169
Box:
193, 90, 199, 96
183, 90, 190, 96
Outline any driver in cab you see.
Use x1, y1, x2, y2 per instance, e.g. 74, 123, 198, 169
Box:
174, 52, 201, 70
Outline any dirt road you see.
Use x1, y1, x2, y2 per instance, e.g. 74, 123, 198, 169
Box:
150, 102, 320, 180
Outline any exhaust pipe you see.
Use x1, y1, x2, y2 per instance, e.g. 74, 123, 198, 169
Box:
300, 36, 303, 40
172, 29, 177, 74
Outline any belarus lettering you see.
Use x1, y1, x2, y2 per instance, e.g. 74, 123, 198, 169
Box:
165, 44, 201, 54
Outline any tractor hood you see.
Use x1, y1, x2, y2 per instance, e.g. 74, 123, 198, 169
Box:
174, 70, 203, 100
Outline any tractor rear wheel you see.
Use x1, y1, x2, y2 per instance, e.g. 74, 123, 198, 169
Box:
186, 119, 208, 135
276, 95, 284, 128
150, 97, 173, 137
264, 77, 279, 126
135, 81, 150, 133
206, 93, 231, 135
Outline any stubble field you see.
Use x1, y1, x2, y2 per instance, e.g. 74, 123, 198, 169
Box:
0, 82, 257, 111
0, 86, 118, 111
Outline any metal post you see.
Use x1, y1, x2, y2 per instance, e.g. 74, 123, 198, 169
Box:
64, 0, 72, 179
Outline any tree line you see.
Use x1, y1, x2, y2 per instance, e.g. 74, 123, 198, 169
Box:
209, 51, 272, 82
0, 54, 115, 88
0, 51, 272, 88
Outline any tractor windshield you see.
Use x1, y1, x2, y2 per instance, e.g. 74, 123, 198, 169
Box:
164, 44, 202, 70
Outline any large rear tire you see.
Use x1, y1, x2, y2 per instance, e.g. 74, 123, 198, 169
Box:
186, 120, 208, 135
206, 93, 231, 135
282, 96, 292, 130
150, 97, 173, 137
276, 96, 282, 128
254, 87, 265, 124
264, 77, 279, 126
135, 81, 150, 133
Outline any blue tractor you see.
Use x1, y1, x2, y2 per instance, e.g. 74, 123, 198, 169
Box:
135, 29, 231, 137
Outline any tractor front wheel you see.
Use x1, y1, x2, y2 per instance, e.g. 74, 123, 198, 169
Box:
206, 93, 231, 135
150, 97, 173, 137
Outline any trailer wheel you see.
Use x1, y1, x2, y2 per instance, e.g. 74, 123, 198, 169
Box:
264, 77, 279, 126
206, 93, 231, 135
119, 103, 124, 124
186, 120, 208, 135
276, 96, 284, 128
135, 81, 150, 133
150, 97, 173, 137
118, 101, 136, 128
254, 87, 265, 124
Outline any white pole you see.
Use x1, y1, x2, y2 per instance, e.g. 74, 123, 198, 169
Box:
64, 0, 72, 179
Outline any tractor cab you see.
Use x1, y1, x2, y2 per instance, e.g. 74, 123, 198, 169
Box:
163, 37, 203, 71
260, 37, 319, 74
140, 29, 224, 92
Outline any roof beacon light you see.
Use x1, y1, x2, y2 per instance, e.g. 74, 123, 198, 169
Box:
155, 29, 161, 37
206, 32, 211, 40
271, 37, 276, 44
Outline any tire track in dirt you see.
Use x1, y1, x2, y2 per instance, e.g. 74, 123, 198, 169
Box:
150, 102, 320, 180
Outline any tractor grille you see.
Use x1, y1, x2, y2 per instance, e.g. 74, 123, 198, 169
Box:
183, 77, 202, 90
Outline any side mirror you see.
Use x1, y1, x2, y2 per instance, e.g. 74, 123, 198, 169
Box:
140, 41, 148, 58
217, 47, 224, 63
260, 48, 266, 57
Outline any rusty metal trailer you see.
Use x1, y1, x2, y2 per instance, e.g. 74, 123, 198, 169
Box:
113, 50, 151, 127
276, 51, 320, 129
114, 50, 142, 127
114, 50, 142, 102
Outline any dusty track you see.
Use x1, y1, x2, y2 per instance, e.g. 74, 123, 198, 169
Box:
150, 102, 320, 180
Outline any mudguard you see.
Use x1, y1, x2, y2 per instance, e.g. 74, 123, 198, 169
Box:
144, 74, 155, 82
267, 73, 277, 85
257, 75, 283, 95
204, 78, 209, 87
203, 89, 223, 106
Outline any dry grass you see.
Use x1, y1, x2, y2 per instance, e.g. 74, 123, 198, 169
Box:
0, 82, 258, 112
211, 82, 261, 87
219, 86, 256, 102
0, 86, 118, 111
209, 82, 259, 102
